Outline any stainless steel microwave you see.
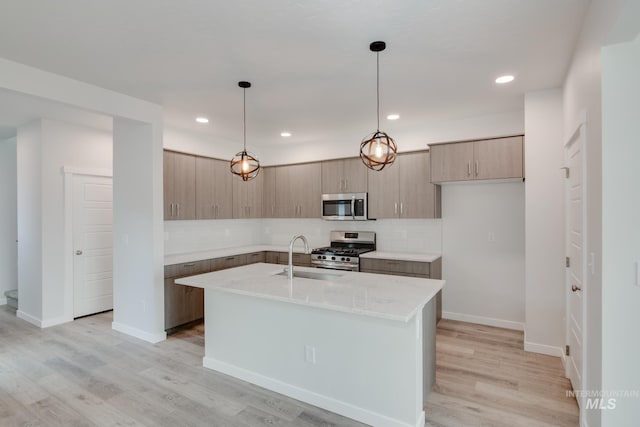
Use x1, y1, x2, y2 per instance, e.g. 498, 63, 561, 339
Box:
321, 193, 368, 221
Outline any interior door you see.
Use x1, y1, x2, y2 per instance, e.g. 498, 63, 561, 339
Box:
565, 125, 585, 405
73, 175, 113, 318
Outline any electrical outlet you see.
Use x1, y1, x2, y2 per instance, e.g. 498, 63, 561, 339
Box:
304, 345, 316, 364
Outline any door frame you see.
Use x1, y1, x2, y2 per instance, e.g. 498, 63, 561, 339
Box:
563, 116, 588, 415
63, 167, 112, 322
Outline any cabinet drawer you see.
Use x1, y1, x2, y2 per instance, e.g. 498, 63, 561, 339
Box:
265, 251, 310, 266
360, 258, 430, 276
245, 251, 266, 264
212, 254, 247, 271
174, 259, 211, 278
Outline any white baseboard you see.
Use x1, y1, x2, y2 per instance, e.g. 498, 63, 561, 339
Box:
112, 321, 166, 344
16, 311, 72, 328
204, 356, 424, 427
17, 310, 42, 327
442, 311, 524, 331
0, 297, 6, 305
524, 341, 564, 358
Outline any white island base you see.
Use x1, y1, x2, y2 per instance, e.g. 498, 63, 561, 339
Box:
177, 263, 442, 427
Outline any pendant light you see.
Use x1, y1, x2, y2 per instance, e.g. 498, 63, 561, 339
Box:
359, 41, 397, 171
230, 81, 261, 181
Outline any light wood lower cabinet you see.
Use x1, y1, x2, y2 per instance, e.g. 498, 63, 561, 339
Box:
264, 251, 311, 267
164, 260, 209, 330
360, 257, 442, 323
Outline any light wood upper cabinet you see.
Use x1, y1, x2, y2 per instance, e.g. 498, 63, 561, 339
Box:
321, 158, 367, 193
232, 170, 263, 219
275, 163, 321, 218
195, 157, 233, 219
262, 166, 277, 218
473, 136, 523, 180
429, 136, 523, 183
164, 150, 196, 220
368, 151, 440, 219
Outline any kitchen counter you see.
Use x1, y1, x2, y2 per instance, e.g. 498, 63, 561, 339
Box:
360, 250, 441, 263
165, 245, 308, 265
177, 262, 442, 427
176, 263, 444, 322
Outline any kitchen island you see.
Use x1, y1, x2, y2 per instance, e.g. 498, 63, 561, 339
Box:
176, 263, 444, 427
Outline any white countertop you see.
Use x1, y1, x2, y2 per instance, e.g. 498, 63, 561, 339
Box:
166, 246, 441, 266
176, 263, 444, 323
360, 251, 441, 263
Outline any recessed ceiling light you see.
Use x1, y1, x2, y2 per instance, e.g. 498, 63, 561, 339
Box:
280, 132, 292, 137
386, 114, 400, 120
495, 75, 515, 84
195, 117, 209, 123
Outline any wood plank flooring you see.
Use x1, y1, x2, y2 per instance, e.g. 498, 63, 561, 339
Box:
426, 320, 579, 427
0, 306, 578, 427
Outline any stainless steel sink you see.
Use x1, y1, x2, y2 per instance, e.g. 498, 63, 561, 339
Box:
276, 269, 344, 281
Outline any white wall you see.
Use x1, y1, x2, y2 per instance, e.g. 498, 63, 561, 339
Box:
441, 182, 525, 330
601, 31, 640, 427
523, 89, 565, 356
562, 1, 627, 425
164, 219, 264, 254
0, 137, 17, 305
16, 121, 43, 322
16, 119, 112, 325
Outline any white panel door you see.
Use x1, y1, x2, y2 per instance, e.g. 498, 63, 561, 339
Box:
73, 175, 113, 317
565, 126, 585, 404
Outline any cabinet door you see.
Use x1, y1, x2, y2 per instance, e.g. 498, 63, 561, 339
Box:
399, 152, 438, 218
172, 152, 197, 220
275, 165, 296, 217
342, 158, 368, 193
163, 151, 175, 220
367, 164, 399, 218
245, 171, 263, 218
298, 163, 321, 218
232, 175, 247, 218
246, 252, 266, 264
262, 167, 277, 218
473, 136, 523, 180
429, 142, 474, 183
321, 160, 344, 194
265, 251, 280, 264
213, 159, 234, 219
195, 157, 216, 219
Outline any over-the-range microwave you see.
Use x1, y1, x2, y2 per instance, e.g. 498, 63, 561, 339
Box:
321, 193, 368, 221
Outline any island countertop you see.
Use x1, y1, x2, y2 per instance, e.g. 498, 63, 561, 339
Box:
176, 263, 444, 323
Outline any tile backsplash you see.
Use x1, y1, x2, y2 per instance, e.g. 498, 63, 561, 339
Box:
165, 218, 442, 254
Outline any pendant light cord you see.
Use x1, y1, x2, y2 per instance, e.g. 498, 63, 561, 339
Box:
376, 51, 380, 131
243, 88, 247, 151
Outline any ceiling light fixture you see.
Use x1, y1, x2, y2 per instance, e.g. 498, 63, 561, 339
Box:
280, 132, 292, 137
230, 81, 260, 181
386, 114, 400, 120
360, 41, 397, 171
196, 117, 209, 123
495, 75, 515, 84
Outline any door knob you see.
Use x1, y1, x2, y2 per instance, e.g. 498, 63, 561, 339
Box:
571, 284, 581, 292
76, 250, 83, 255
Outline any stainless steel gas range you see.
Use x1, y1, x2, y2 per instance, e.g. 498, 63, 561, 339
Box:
311, 231, 376, 271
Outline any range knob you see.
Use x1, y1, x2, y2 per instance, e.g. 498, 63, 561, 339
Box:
331, 256, 336, 260
322, 255, 326, 259
346, 257, 350, 262
341, 257, 345, 261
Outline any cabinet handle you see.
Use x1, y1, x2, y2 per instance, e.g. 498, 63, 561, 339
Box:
475, 160, 479, 177
183, 263, 196, 267
400, 202, 404, 216
394, 202, 398, 215
467, 161, 471, 177
271, 205, 274, 216
170, 203, 174, 217
339, 178, 344, 191
177, 203, 180, 217
225, 257, 235, 261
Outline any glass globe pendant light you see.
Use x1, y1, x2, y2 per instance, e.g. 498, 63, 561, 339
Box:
230, 81, 261, 181
359, 41, 397, 171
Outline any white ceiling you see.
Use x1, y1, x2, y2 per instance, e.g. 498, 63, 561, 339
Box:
0, 0, 589, 147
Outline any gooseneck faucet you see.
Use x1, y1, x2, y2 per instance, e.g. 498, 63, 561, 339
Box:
288, 235, 310, 280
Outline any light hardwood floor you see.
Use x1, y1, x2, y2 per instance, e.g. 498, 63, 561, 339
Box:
426, 320, 579, 427
0, 306, 577, 427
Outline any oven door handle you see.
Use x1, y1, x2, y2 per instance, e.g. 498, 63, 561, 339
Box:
351, 196, 356, 220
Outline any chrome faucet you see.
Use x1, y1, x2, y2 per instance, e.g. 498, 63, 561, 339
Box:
287, 234, 310, 280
